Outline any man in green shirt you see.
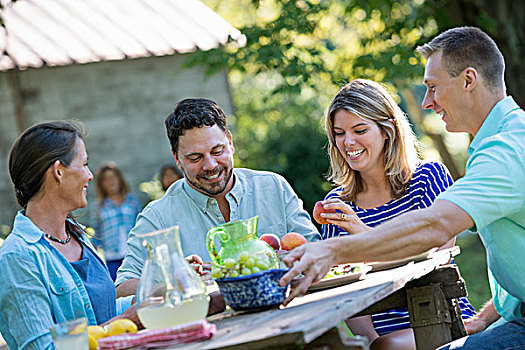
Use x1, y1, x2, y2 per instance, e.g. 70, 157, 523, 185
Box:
280, 27, 525, 349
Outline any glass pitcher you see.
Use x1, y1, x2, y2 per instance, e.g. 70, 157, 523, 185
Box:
135, 226, 209, 330
206, 216, 279, 270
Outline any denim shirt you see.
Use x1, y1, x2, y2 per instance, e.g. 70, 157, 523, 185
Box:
116, 168, 321, 285
437, 96, 525, 321
0, 212, 133, 350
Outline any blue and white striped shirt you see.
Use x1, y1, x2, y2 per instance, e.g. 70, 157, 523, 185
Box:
321, 160, 476, 335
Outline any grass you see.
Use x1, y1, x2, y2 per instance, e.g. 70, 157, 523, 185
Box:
454, 233, 492, 311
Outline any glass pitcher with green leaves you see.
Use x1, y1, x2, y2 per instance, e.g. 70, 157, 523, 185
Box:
206, 216, 279, 273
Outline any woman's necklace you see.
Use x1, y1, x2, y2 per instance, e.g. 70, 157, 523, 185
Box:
45, 230, 71, 245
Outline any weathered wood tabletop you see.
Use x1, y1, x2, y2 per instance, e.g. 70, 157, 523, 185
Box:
169, 247, 465, 350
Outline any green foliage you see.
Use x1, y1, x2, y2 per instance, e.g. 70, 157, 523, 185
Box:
0, 224, 11, 240
190, 0, 443, 211
139, 174, 165, 201
230, 71, 332, 211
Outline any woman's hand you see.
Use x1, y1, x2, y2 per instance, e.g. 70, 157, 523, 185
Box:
320, 199, 370, 234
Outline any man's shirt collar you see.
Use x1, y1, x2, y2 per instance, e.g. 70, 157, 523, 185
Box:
182, 170, 243, 212
469, 96, 520, 155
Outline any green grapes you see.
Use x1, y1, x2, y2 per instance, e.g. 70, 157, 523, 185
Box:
212, 250, 274, 279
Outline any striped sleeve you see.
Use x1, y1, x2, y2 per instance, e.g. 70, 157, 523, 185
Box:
419, 161, 454, 208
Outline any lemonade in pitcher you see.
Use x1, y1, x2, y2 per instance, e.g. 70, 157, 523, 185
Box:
137, 294, 209, 330
135, 226, 209, 330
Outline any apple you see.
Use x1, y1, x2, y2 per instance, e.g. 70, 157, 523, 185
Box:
280, 232, 307, 251
260, 233, 281, 251
312, 201, 336, 225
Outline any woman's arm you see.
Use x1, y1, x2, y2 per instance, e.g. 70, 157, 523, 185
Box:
0, 254, 57, 350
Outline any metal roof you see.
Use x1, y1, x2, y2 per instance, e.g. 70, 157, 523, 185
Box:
0, 0, 245, 71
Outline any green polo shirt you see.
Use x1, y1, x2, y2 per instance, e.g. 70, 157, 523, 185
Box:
437, 96, 525, 321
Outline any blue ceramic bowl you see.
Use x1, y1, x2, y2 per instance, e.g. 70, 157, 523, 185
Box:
215, 268, 290, 311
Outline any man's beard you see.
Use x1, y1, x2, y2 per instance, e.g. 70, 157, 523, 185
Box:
184, 166, 234, 196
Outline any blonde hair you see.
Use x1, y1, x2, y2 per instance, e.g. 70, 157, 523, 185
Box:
325, 79, 420, 201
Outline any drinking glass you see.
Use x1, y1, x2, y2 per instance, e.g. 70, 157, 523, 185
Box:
49, 317, 88, 350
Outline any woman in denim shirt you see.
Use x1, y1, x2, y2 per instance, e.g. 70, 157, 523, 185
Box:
0, 121, 139, 350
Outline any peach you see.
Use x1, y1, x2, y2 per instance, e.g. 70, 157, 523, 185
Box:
280, 232, 307, 251
260, 233, 281, 251
313, 201, 336, 225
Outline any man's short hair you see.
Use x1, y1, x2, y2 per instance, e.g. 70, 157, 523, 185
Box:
417, 27, 505, 92
165, 98, 228, 154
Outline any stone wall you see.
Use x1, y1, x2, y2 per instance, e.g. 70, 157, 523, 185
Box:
0, 54, 234, 227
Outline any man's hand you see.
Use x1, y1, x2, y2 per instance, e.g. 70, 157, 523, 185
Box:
464, 298, 500, 335
464, 316, 489, 335
278, 240, 337, 305
185, 254, 211, 276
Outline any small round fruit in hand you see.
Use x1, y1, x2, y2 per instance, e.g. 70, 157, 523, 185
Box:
185, 254, 205, 275
280, 232, 307, 251
312, 201, 336, 225
260, 233, 281, 251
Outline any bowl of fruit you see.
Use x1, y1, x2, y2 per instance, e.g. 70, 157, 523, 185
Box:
211, 251, 290, 311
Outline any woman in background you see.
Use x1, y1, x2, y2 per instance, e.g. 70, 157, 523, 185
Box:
92, 162, 142, 281
319, 79, 476, 350
159, 164, 183, 192
0, 121, 138, 350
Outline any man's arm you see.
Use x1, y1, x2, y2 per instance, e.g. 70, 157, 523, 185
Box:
116, 278, 139, 298
280, 199, 474, 304
464, 298, 500, 334
279, 175, 321, 241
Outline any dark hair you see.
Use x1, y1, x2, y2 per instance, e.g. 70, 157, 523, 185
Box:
9, 120, 86, 237
159, 164, 183, 191
417, 27, 505, 93
95, 161, 130, 203
9, 120, 86, 209
165, 98, 228, 154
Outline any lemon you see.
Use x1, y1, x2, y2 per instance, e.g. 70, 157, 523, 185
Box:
87, 325, 106, 350
88, 334, 99, 350
106, 319, 138, 337
70, 323, 86, 335
87, 325, 106, 339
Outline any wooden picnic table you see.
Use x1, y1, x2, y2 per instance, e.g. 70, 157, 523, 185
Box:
169, 247, 467, 350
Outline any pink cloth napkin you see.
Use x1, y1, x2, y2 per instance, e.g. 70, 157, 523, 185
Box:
98, 320, 216, 350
